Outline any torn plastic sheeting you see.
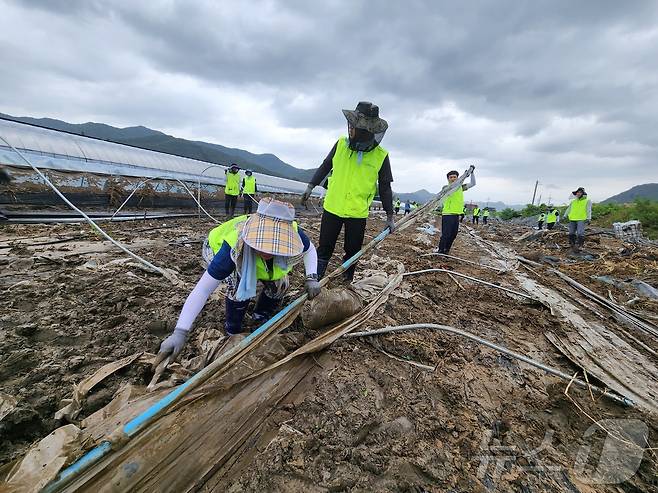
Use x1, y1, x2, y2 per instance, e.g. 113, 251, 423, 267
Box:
1, 424, 85, 493
0, 392, 18, 422
240, 264, 405, 385
54, 352, 144, 421
592, 275, 658, 300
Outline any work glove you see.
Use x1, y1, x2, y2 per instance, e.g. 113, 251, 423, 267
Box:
305, 274, 321, 299
300, 184, 313, 206
153, 328, 189, 367
386, 213, 396, 233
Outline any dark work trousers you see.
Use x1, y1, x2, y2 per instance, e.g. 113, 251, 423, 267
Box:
537, 221, 544, 230
547, 222, 555, 230
438, 214, 460, 254
243, 194, 254, 214
472, 216, 479, 224
316, 210, 366, 282
483, 216, 488, 224
225, 194, 238, 215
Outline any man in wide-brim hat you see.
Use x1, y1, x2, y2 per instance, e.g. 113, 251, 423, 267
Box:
155, 197, 320, 364
301, 101, 395, 282
564, 186, 592, 253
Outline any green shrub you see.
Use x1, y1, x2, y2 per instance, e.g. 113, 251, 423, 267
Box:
499, 208, 522, 220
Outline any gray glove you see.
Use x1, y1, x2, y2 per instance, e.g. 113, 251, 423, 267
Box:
300, 184, 314, 206
305, 274, 321, 299
154, 328, 189, 367
386, 213, 395, 233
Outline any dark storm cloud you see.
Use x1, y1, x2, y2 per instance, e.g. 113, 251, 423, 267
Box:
2, 0, 658, 201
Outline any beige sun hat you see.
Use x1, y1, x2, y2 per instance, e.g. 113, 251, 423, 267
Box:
241, 197, 303, 256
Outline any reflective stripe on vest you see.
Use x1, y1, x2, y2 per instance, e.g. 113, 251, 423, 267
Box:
243, 176, 256, 194
473, 207, 480, 216
442, 186, 464, 215
207, 215, 299, 281
568, 198, 589, 221
225, 172, 240, 196
323, 137, 388, 218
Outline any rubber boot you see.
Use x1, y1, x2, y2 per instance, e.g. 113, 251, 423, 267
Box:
568, 234, 576, 253
576, 235, 585, 253
228, 203, 236, 219
224, 297, 249, 335
316, 258, 330, 280
342, 265, 356, 284
252, 292, 280, 323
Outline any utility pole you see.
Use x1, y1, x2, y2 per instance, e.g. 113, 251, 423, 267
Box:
531, 180, 539, 205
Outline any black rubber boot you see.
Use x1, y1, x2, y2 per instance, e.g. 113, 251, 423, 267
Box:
316, 258, 330, 280
224, 297, 249, 335
252, 292, 280, 322
576, 235, 585, 252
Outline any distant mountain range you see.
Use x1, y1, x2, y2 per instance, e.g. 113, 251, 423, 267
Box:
601, 183, 658, 204
0, 113, 316, 182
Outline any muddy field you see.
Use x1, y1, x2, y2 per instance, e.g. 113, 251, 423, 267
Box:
1, 210, 657, 492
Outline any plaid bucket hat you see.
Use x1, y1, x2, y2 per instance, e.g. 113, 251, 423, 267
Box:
241, 197, 303, 257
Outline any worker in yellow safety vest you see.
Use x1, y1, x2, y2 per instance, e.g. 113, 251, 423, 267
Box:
564, 187, 592, 252
155, 198, 320, 364
394, 198, 401, 215
240, 169, 257, 214
300, 101, 395, 282
436, 168, 476, 254
537, 212, 546, 230
224, 163, 241, 218
472, 206, 480, 225
546, 208, 559, 230
482, 207, 490, 224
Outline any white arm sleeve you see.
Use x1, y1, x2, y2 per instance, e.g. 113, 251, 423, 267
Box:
587, 200, 592, 220
174, 271, 221, 332
463, 171, 476, 190
303, 242, 318, 276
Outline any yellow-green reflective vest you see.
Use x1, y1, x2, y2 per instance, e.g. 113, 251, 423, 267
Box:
483, 209, 490, 217
225, 171, 240, 196
539, 213, 546, 221
323, 137, 388, 218
546, 210, 557, 223
395, 200, 400, 207
473, 207, 480, 216
568, 198, 589, 221
442, 186, 464, 215
243, 175, 256, 194
207, 215, 298, 281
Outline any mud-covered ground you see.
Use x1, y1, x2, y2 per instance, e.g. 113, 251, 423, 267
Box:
1, 210, 657, 491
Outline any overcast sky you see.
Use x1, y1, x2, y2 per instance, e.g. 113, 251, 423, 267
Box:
1, 0, 657, 204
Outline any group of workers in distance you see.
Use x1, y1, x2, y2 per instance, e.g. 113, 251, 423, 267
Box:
155, 100, 594, 363
223, 165, 258, 218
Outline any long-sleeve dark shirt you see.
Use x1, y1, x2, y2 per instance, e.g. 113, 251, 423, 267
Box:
309, 141, 394, 214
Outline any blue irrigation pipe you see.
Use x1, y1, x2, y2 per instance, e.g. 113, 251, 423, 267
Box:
44, 229, 394, 492
43, 166, 473, 492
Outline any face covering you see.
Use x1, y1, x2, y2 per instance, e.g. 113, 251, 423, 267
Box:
348, 125, 378, 152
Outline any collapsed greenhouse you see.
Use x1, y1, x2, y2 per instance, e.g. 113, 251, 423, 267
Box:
1, 118, 657, 492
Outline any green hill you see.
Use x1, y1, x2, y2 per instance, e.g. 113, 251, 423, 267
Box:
601, 183, 658, 204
